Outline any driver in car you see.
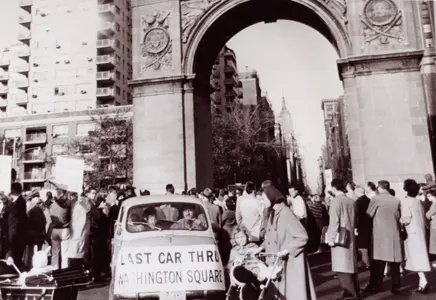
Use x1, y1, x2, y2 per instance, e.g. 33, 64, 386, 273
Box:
171, 205, 206, 230
142, 207, 163, 231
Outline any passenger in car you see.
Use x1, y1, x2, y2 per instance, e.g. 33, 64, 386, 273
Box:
127, 213, 146, 232
142, 207, 163, 231
171, 206, 206, 230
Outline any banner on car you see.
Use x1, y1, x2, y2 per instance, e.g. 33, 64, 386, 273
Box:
114, 244, 225, 294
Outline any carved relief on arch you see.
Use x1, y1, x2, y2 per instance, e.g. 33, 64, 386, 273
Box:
360, 0, 405, 48
140, 10, 173, 72
181, 0, 225, 43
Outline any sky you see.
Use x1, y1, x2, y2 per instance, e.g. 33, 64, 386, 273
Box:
227, 21, 343, 191
0, 3, 343, 191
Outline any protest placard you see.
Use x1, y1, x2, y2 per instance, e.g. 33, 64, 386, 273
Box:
53, 155, 84, 194
0, 155, 12, 194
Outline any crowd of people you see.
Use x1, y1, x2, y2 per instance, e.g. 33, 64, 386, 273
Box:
2, 175, 436, 299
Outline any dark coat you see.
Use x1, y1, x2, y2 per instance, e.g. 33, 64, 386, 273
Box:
8, 196, 28, 261
0, 202, 10, 258
367, 191, 402, 262
355, 195, 372, 249
27, 205, 47, 246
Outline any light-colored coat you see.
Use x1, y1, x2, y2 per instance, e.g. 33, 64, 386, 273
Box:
367, 191, 403, 262
263, 203, 316, 300
326, 193, 357, 274
425, 201, 436, 254
401, 197, 431, 271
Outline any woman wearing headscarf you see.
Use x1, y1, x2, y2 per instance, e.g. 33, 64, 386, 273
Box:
262, 183, 316, 300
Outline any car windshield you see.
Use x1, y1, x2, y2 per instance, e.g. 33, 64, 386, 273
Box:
126, 202, 209, 233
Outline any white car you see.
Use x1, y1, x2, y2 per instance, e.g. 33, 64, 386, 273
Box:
109, 195, 226, 300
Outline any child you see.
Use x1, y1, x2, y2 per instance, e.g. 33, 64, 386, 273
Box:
228, 227, 281, 282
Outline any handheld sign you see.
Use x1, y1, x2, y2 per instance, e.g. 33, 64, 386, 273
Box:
53, 156, 84, 194
114, 244, 225, 295
0, 155, 12, 194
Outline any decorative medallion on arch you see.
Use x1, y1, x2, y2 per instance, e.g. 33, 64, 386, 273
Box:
181, 0, 224, 43
360, 0, 405, 46
140, 11, 173, 72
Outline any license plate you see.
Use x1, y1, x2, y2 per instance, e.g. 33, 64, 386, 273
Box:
159, 291, 186, 300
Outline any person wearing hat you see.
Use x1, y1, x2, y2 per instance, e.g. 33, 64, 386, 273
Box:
25, 195, 47, 270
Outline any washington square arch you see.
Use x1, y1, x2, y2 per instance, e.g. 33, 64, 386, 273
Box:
129, 0, 436, 193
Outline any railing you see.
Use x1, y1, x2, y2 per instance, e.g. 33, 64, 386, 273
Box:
0, 86, 8, 94
97, 39, 114, 48
0, 72, 8, 81
9, 93, 28, 104
96, 55, 114, 64
97, 71, 114, 80
18, 14, 31, 23
15, 47, 30, 57
98, 4, 115, 14
13, 79, 29, 88
18, 31, 31, 40
25, 133, 47, 143
0, 99, 7, 107
100, 22, 115, 32
23, 151, 46, 161
23, 170, 45, 180
96, 87, 114, 97
0, 58, 9, 67
13, 64, 29, 73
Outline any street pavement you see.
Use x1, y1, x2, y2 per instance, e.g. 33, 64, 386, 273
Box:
78, 252, 436, 299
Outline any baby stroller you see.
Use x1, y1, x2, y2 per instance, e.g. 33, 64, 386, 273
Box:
226, 253, 282, 300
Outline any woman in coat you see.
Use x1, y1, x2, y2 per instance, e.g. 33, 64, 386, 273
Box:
262, 185, 316, 300
425, 190, 436, 258
401, 179, 431, 293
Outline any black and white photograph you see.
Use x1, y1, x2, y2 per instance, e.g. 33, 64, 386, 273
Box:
0, 0, 436, 299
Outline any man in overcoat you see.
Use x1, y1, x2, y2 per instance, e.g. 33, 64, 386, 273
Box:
7, 182, 28, 271
355, 186, 372, 269
326, 179, 359, 300
364, 180, 402, 294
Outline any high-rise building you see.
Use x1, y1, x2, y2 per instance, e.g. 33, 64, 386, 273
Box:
210, 46, 242, 114
321, 96, 352, 181
238, 70, 261, 106
0, 0, 132, 117
0, 0, 133, 191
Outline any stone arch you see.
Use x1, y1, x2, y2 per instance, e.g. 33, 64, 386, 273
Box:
183, 0, 352, 77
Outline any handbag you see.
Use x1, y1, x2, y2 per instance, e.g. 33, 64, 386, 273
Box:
334, 227, 350, 247
400, 225, 408, 241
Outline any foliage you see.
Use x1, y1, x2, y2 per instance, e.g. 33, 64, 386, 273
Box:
211, 105, 283, 187
65, 110, 133, 189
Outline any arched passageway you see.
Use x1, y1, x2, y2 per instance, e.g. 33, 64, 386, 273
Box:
130, 0, 435, 194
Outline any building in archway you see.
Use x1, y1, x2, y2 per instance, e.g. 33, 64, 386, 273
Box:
131, 0, 436, 194
321, 96, 352, 183
210, 46, 242, 114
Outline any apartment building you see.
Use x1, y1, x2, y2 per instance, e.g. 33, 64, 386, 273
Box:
321, 96, 352, 181
0, 105, 133, 191
0, 0, 132, 117
210, 46, 242, 114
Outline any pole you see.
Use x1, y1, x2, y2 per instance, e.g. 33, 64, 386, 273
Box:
2, 139, 5, 155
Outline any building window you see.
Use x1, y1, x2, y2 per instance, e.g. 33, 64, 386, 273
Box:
116, 71, 121, 80
115, 23, 121, 32
76, 123, 95, 136
116, 86, 121, 95
54, 86, 69, 96
116, 39, 121, 49
52, 125, 69, 138
115, 6, 121, 14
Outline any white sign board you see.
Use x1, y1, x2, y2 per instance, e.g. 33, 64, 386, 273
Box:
114, 245, 225, 295
0, 155, 12, 194
324, 169, 333, 187
54, 156, 84, 194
